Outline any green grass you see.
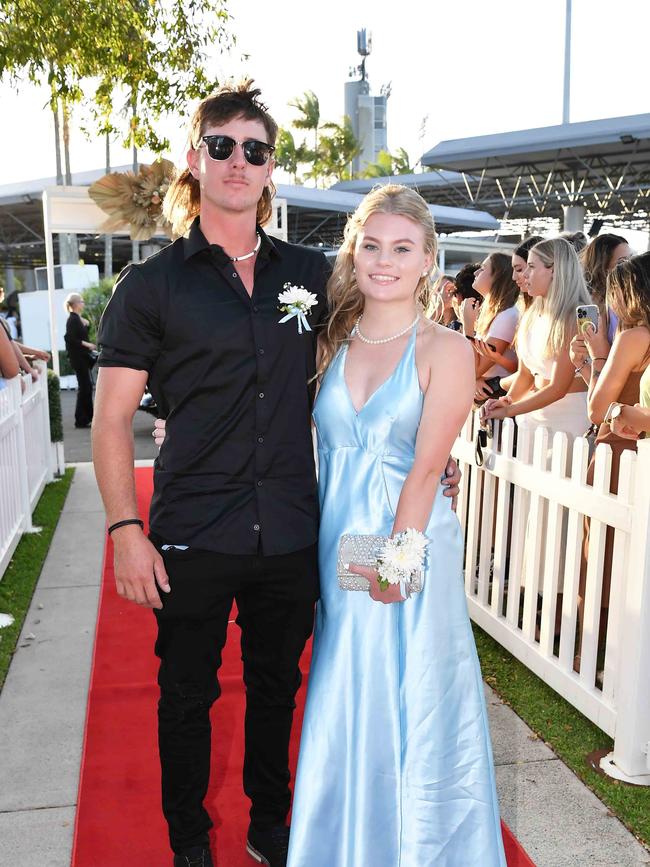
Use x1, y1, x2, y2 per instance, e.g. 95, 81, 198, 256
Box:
0, 468, 75, 691
473, 623, 650, 847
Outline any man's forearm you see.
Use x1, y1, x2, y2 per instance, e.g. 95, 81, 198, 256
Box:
92, 418, 140, 525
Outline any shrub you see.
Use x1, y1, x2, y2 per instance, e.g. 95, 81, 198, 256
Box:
82, 277, 114, 344
47, 369, 63, 443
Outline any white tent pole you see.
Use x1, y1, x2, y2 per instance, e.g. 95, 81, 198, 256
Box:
563, 0, 572, 125
42, 190, 60, 377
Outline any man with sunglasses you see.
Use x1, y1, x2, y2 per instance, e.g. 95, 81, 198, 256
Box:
93, 79, 460, 867
93, 79, 332, 867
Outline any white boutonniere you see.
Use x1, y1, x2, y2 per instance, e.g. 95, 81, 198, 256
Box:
278, 283, 318, 334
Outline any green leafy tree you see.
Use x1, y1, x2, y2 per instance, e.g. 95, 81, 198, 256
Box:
362, 147, 414, 178
274, 128, 311, 185
89, 0, 232, 158
306, 118, 360, 187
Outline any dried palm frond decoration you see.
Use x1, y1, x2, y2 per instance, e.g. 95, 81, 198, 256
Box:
88, 160, 176, 241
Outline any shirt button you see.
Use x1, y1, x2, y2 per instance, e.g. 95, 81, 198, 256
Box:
232, 272, 238, 279
257, 436, 264, 444
257, 480, 263, 487
258, 392, 265, 399
253, 523, 260, 531
252, 305, 259, 313
258, 348, 265, 356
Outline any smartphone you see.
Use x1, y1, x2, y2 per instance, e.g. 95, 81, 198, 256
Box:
576, 304, 599, 334
467, 335, 497, 352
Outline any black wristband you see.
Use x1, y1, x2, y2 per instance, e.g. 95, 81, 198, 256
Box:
107, 518, 144, 536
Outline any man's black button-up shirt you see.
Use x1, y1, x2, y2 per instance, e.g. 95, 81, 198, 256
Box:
98, 217, 330, 555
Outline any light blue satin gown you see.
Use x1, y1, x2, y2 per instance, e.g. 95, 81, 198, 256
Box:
287, 327, 507, 867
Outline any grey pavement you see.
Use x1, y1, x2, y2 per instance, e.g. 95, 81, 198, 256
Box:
1, 465, 649, 866
60, 386, 158, 463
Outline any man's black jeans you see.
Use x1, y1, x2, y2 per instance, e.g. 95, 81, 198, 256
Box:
151, 537, 319, 854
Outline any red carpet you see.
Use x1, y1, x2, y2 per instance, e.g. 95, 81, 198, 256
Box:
72, 467, 535, 866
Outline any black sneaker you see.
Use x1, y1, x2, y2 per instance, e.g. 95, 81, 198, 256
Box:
246, 824, 289, 866
173, 847, 213, 867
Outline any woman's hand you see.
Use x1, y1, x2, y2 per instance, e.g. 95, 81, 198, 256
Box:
481, 395, 513, 420
610, 404, 643, 439
153, 417, 167, 448
475, 377, 494, 401
569, 333, 588, 369
460, 298, 479, 335
442, 457, 461, 511
347, 564, 405, 604
473, 338, 502, 363
582, 317, 610, 361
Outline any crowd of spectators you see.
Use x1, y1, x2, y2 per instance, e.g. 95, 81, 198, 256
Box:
430, 229, 650, 675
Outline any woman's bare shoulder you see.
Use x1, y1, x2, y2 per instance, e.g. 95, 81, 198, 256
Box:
418, 318, 474, 364
615, 325, 650, 348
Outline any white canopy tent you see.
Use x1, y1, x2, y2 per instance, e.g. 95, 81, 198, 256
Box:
41, 186, 288, 376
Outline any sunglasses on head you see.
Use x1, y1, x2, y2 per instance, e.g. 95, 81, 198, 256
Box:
199, 135, 275, 166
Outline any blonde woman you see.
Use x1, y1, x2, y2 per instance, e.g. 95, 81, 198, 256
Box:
482, 237, 590, 440
64, 292, 96, 428
467, 252, 520, 401
428, 272, 460, 328
286, 185, 506, 866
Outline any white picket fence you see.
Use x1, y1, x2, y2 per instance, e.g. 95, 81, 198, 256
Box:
0, 363, 57, 580
452, 412, 650, 784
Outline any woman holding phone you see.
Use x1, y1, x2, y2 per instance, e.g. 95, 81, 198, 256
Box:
571, 253, 650, 673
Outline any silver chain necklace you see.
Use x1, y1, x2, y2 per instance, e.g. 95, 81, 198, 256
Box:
229, 233, 261, 262
353, 313, 419, 345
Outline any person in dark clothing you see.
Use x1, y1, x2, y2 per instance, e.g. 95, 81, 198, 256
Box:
64, 292, 96, 427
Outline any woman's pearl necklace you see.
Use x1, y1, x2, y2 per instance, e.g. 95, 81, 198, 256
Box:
353, 313, 419, 345
229, 233, 261, 262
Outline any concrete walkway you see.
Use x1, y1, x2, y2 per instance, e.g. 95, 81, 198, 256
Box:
1, 464, 649, 866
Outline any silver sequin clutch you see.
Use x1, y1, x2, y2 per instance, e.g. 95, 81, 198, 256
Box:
337, 534, 424, 593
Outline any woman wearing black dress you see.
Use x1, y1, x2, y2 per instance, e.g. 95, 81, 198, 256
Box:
64, 292, 96, 428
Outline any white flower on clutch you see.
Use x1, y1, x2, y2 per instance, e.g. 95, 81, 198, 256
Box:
278, 283, 318, 334
377, 529, 429, 591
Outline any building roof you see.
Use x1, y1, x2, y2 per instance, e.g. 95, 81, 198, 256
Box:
276, 182, 499, 234
421, 113, 650, 171
0, 171, 500, 268
417, 113, 650, 229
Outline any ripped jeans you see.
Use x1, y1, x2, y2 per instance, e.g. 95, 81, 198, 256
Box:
151, 537, 319, 854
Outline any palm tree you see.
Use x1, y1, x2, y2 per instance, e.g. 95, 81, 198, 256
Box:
362, 147, 413, 178
289, 91, 321, 179
310, 118, 361, 187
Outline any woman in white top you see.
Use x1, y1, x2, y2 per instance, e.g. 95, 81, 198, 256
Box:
482, 237, 591, 440
462, 252, 520, 402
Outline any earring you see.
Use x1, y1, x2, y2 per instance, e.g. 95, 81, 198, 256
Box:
421, 271, 428, 277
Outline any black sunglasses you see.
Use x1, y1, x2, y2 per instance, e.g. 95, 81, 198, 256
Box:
200, 135, 275, 166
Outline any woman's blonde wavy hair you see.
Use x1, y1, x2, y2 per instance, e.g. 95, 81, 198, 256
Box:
162, 78, 278, 237
517, 237, 591, 358
318, 184, 437, 377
